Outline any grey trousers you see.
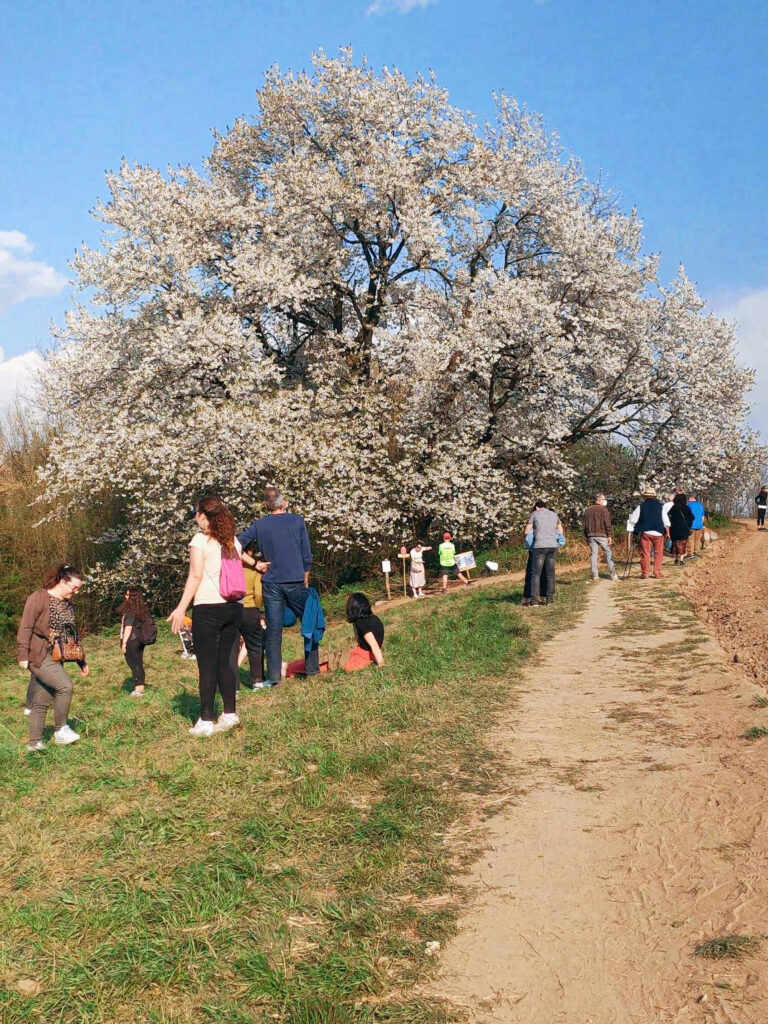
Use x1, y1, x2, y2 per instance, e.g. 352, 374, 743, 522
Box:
588, 536, 616, 577
28, 656, 74, 743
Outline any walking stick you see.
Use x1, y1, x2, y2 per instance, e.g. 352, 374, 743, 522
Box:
622, 532, 635, 580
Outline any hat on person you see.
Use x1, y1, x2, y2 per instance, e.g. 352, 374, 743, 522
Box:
443, 531, 452, 540
641, 485, 657, 497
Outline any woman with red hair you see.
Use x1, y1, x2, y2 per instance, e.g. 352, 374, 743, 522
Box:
168, 497, 243, 737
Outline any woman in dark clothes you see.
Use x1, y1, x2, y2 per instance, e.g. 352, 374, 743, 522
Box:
756, 487, 768, 530
669, 492, 694, 565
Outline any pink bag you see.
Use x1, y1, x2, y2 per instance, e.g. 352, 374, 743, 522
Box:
219, 549, 246, 602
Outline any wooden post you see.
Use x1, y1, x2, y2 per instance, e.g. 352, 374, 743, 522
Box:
398, 546, 409, 598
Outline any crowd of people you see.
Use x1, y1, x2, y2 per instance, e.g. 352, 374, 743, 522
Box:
16, 482, 753, 752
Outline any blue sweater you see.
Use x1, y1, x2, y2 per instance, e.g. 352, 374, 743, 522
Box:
237, 513, 313, 584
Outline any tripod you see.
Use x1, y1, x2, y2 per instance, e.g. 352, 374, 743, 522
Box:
622, 532, 636, 580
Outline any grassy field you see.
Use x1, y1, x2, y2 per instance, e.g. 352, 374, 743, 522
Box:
0, 573, 588, 1024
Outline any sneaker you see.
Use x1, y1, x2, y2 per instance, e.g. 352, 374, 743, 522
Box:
253, 680, 276, 689
25, 740, 45, 752
188, 718, 215, 737
23, 707, 32, 716
610, 573, 619, 581
130, 688, 145, 697
521, 598, 531, 606
53, 724, 80, 746
213, 712, 240, 733
591, 576, 599, 582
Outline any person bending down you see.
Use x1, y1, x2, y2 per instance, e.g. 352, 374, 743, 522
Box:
286, 592, 385, 676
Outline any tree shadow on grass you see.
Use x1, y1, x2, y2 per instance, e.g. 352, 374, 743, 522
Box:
171, 689, 200, 723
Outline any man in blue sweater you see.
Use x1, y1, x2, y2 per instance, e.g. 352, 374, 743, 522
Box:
238, 489, 317, 688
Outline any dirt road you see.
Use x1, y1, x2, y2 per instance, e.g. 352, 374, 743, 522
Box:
433, 523, 768, 1023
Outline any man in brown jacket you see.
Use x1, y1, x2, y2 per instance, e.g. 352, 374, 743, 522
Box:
583, 493, 619, 581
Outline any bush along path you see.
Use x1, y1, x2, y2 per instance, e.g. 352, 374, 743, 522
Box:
0, 573, 588, 1024
432, 536, 768, 1024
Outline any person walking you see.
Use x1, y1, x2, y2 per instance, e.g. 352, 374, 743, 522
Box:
687, 493, 706, 555
438, 532, 469, 594
524, 501, 565, 604
408, 542, 431, 598
756, 486, 768, 530
237, 488, 317, 689
17, 564, 89, 751
628, 487, 670, 579
169, 496, 244, 736
119, 586, 155, 696
582, 493, 619, 581
668, 493, 694, 564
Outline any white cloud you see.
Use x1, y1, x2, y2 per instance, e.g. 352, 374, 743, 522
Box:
715, 286, 768, 438
0, 231, 67, 314
0, 346, 43, 408
367, 0, 436, 15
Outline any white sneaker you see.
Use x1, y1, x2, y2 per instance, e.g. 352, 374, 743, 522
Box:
23, 707, 32, 716
213, 712, 240, 733
26, 740, 45, 752
611, 573, 620, 581
188, 718, 215, 737
53, 724, 80, 745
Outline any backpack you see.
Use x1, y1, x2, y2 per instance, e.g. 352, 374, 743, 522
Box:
219, 549, 246, 602
137, 613, 157, 646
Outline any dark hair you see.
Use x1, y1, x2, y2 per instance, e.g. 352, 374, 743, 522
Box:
534, 500, 547, 509
118, 586, 150, 618
196, 496, 236, 555
673, 493, 688, 512
41, 564, 82, 589
346, 592, 372, 622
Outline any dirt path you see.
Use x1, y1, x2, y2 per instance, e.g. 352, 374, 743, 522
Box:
432, 529, 768, 1023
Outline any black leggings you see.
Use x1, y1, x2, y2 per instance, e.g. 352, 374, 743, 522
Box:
759, 507, 766, 527
124, 635, 146, 687
191, 603, 243, 720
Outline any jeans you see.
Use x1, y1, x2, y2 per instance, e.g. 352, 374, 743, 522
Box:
639, 533, 665, 577
263, 581, 320, 685
28, 655, 74, 743
191, 603, 243, 720
124, 635, 146, 687
530, 548, 556, 601
588, 536, 616, 578
523, 550, 546, 600
239, 607, 265, 685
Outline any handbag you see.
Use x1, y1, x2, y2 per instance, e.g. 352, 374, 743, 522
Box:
51, 626, 85, 663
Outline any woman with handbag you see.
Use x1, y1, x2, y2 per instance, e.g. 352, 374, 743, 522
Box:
168, 496, 244, 737
17, 564, 89, 752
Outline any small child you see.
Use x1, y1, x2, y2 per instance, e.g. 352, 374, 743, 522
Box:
119, 586, 155, 696
409, 542, 432, 598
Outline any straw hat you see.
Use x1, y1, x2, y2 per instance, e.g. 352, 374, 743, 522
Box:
641, 485, 657, 497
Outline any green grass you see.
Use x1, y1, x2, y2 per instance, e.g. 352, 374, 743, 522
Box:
742, 726, 768, 741
694, 934, 763, 959
0, 575, 587, 1024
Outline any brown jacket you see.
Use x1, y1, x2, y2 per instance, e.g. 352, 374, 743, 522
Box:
582, 504, 612, 538
16, 589, 52, 669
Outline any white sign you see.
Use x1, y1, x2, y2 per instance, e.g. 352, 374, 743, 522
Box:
381, 560, 392, 574
455, 550, 476, 571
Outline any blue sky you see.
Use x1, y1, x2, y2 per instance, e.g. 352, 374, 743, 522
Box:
2, 0, 767, 425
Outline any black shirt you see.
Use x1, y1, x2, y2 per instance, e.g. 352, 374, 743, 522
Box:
354, 615, 385, 652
